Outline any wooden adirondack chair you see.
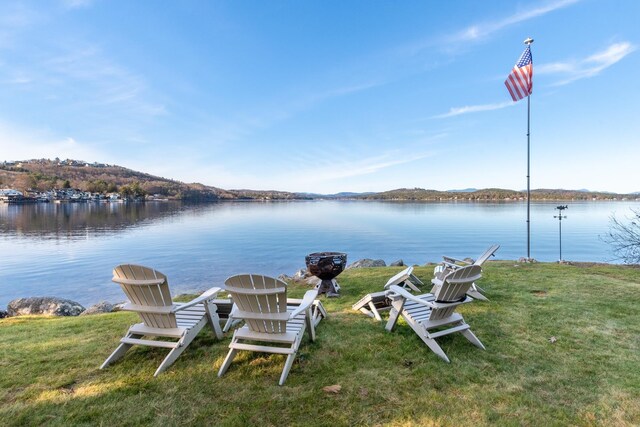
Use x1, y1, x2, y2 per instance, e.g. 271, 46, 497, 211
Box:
217, 274, 318, 385
101, 264, 223, 376
386, 264, 486, 363
353, 266, 424, 321
435, 244, 500, 301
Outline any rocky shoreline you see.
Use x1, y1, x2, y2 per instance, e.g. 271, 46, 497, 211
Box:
0, 258, 408, 319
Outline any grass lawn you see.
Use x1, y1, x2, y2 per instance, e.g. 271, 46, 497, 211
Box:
1, 262, 639, 426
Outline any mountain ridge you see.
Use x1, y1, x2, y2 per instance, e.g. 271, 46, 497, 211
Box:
1, 159, 636, 201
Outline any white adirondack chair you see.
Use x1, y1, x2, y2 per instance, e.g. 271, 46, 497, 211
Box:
353, 266, 424, 321
386, 264, 486, 363
101, 264, 223, 376
434, 244, 500, 301
221, 296, 328, 333
217, 274, 318, 385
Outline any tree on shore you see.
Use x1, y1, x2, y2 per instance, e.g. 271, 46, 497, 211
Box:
119, 181, 146, 200
604, 208, 640, 264
14, 174, 36, 192
86, 179, 110, 193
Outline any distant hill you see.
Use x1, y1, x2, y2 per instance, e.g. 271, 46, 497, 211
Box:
0, 159, 302, 201
354, 187, 636, 201
1, 159, 636, 202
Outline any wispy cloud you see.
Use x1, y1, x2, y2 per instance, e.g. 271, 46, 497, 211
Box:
4, 76, 32, 85
0, 3, 40, 28
190, 79, 384, 147
451, 0, 580, 43
312, 81, 383, 101
285, 146, 438, 190
42, 45, 167, 116
0, 3, 42, 49
325, 152, 434, 181
537, 42, 636, 85
433, 101, 515, 119
0, 120, 104, 162
156, 1, 579, 144
403, 0, 581, 55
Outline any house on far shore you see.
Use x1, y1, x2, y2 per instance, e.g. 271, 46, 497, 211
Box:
0, 189, 24, 202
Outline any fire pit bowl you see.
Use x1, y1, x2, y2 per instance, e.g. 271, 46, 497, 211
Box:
305, 252, 347, 297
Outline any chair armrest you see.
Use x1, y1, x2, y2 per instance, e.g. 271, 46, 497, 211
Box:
172, 287, 222, 312
289, 290, 318, 319
386, 285, 436, 309
388, 286, 472, 309
442, 255, 470, 265
441, 261, 463, 270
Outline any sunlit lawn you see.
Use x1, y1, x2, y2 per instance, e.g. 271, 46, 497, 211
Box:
1, 262, 639, 426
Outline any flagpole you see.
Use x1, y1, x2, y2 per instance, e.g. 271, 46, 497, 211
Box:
527, 93, 531, 259
525, 37, 533, 260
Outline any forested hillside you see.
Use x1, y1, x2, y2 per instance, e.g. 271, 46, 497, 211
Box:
355, 187, 634, 201
0, 159, 301, 201
1, 159, 634, 202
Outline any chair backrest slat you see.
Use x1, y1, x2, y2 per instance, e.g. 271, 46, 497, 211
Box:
430, 265, 482, 321
113, 264, 177, 329
474, 244, 500, 266
225, 274, 288, 334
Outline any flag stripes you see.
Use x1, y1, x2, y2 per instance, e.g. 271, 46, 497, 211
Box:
505, 46, 533, 102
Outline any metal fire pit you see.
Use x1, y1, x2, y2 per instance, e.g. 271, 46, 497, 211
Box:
305, 252, 347, 297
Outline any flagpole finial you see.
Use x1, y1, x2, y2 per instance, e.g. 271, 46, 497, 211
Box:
524, 37, 534, 45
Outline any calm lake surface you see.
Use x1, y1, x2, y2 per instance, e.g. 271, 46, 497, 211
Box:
1, 200, 638, 306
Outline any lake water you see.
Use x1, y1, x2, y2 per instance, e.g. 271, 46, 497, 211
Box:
1, 200, 637, 307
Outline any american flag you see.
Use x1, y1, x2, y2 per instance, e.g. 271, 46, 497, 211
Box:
505, 46, 533, 102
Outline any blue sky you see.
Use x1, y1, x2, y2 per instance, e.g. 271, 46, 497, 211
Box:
0, 0, 638, 193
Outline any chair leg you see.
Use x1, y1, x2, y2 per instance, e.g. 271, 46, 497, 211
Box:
418, 334, 451, 363
279, 352, 297, 386
310, 304, 321, 326
205, 300, 224, 339
358, 306, 374, 319
154, 344, 188, 377
305, 307, 316, 342
223, 306, 241, 332
461, 328, 486, 350
222, 317, 234, 332
369, 302, 382, 321
467, 290, 489, 301
278, 330, 305, 385
154, 326, 202, 377
100, 333, 142, 369
385, 298, 405, 332
218, 348, 239, 377
467, 284, 489, 301
313, 301, 327, 326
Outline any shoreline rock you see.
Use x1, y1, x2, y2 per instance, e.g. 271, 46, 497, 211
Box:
346, 259, 386, 269
80, 301, 114, 316
7, 297, 85, 317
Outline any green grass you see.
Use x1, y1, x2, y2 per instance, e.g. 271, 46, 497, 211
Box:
1, 262, 639, 426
